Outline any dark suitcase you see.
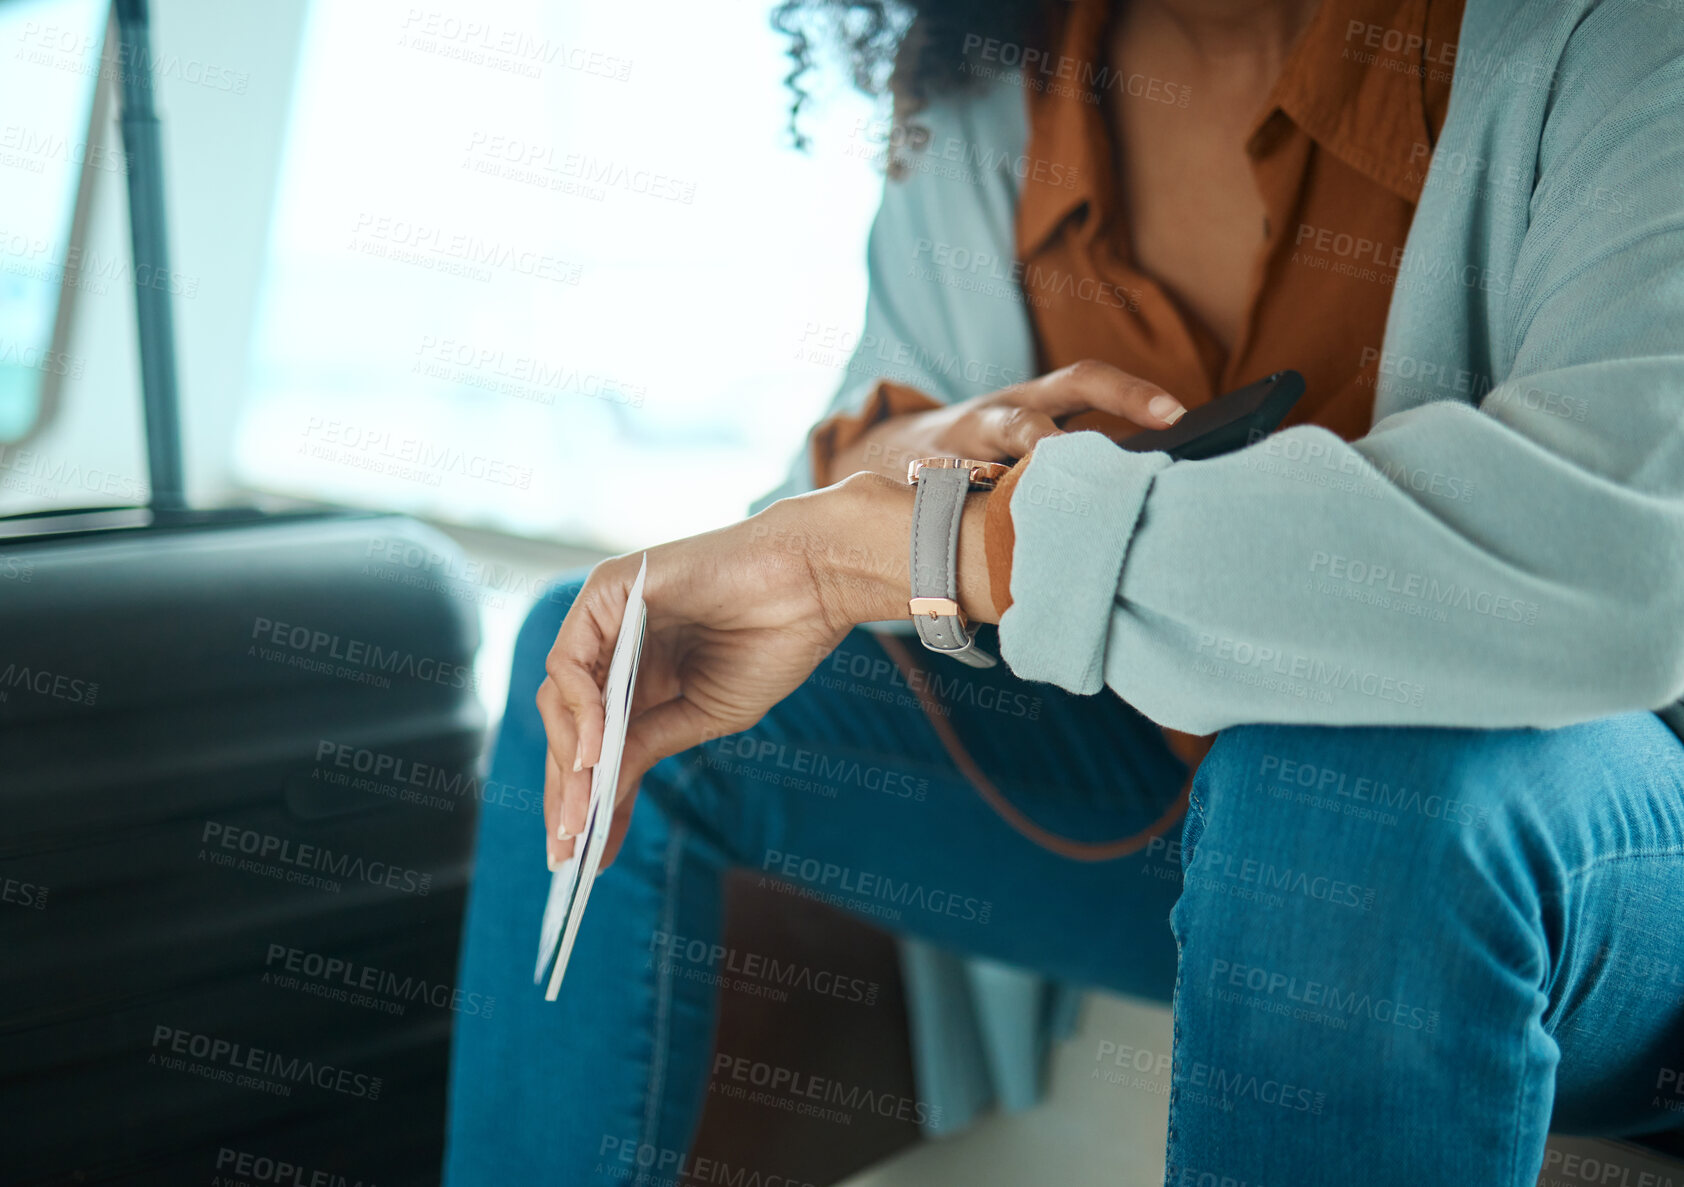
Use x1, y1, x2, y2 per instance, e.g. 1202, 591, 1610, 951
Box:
0, 509, 486, 1184
0, 4, 487, 1182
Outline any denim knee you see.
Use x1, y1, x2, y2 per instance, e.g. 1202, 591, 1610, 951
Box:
1177, 722, 1557, 987
511, 575, 590, 691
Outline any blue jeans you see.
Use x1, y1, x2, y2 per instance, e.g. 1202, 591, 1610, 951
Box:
445, 579, 1684, 1186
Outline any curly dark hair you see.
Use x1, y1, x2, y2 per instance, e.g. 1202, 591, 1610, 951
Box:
770, 0, 1051, 151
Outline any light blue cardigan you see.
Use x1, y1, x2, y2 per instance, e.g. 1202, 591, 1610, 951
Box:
758, 0, 1684, 1134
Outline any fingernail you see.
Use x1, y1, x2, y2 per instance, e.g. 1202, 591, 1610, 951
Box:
547, 852, 559, 873
1148, 395, 1187, 425
572, 743, 583, 773
556, 822, 575, 841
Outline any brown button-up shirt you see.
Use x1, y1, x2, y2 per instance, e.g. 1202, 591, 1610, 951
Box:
812, 0, 1464, 762
985, 0, 1464, 609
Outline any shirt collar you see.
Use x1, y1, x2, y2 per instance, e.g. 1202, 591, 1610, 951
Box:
1264, 0, 1441, 204
1016, 0, 1116, 261
1016, 0, 1445, 261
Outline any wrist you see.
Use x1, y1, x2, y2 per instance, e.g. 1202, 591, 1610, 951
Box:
811, 473, 911, 623
818, 471, 998, 627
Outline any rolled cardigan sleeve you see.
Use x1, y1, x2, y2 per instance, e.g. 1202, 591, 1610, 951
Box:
995, 11, 1684, 732
980, 459, 1023, 617
996, 434, 1170, 694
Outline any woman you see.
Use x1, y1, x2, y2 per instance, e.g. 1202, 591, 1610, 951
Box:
446, 0, 1684, 1182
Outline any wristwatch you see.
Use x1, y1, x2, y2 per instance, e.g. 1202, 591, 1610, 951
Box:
905, 456, 1009, 668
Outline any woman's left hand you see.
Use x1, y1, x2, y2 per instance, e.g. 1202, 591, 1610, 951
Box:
536, 473, 945, 870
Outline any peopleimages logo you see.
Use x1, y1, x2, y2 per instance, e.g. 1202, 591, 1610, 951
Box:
16, 21, 250, 93
1, 876, 48, 910
1191, 847, 1378, 913
1656, 1066, 1684, 1099
1240, 430, 1477, 504
596, 1136, 816, 1187
813, 642, 1042, 719
0, 229, 198, 296
649, 929, 880, 1006
396, 9, 632, 82
703, 734, 929, 801
0, 444, 146, 502
791, 320, 1030, 390
1540, 1145, 1682, 1186
150, 1025, 382, 1099
412, 334, 646, 408
0, 334, 85, 378
348, 212, 583, 285
1165, 1167, 1272, 1187
1307, 551, 1541, 626
0, 554, 33, 583
214, 1147, 380, 1187
1258, 754, 1490, 828
1358, 346, 1493, 400
249, 616, 478, 692
462, 133, 695, 204
264, 942, 494, 1018
313, 739, 542, 817
0, 660, 98, 706
711, 1052, 941, 1127
0, 124, 125, 176
364, 535, 567, 603
912, 237, 1140, 311
1178, 1060, 1326, 1114
762, 850, 992, 923
1194, 633, 1426, 708
1093, 1039, 1173, 1087
200, 822, 431, 897
958, 33, 1192, 107
299, 417, 535, 490
1209, 958, 1441, 1034
849, 116, 1082, 190
1293, 223, 1405, 269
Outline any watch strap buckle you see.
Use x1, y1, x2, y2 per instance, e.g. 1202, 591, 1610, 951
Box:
907, 460, 998, 669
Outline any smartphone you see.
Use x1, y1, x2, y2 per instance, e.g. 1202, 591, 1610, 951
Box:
1117, 370, 1305, 461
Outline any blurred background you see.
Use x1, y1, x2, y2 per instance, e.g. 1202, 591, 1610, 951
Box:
0, 0, 882, 720
4, 3, 1679, 1184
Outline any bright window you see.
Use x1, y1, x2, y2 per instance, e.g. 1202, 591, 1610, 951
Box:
238, 0, 885, 549
0, 0, 107, 444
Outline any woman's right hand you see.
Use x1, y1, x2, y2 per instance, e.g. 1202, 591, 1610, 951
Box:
823, 359, 1188, 485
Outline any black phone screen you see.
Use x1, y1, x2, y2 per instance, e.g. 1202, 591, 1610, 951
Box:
1117, 370, 1306, 462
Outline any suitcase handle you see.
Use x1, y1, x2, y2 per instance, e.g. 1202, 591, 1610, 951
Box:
114, 0, 186, 512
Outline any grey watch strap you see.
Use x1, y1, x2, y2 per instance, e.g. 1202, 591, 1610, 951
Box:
909, 464, 997, 668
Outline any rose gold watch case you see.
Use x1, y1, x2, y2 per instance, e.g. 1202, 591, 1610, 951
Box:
905, 456, 1010, 489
